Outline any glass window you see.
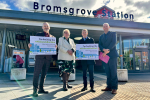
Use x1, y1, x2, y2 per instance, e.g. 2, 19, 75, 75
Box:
116, 41, 120, 49
123, 40, 132, 49
0, 30, 4, 66
123, 49, 133, 70
142, 52, 149, 70
133, 39, 149, 48
4, 31, 36, 58
117, 49, 120, 68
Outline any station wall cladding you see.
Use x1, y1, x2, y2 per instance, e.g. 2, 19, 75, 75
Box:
33, 2, 134, 20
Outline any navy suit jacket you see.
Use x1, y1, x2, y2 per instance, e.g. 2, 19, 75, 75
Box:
99, 31, 119, 58
78, 37, 95, 65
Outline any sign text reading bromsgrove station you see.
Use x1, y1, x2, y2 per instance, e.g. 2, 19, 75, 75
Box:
33, 2, 134, 20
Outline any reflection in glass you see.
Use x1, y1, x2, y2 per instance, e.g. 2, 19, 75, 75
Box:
135, 52, 141, 70
142, 52, 149, 70
116, 41, 120, 49
0, 31, 4, 66
133, 39, 149, 48
123, 49, 133, 70
123, 40, 132, 49
117, 50, 120, 68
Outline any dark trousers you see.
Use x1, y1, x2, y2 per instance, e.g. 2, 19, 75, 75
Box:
19, 64, 23, 68
33, 58, 50, 90
103, 57, 118, 90
82, 64, 94, 88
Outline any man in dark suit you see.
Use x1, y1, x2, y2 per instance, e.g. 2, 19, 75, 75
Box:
99, 23, 119, 94
28, 22, 57, 97
78, 29, 95, 92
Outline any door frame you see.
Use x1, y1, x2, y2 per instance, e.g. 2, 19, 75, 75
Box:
133, 48, 150, 72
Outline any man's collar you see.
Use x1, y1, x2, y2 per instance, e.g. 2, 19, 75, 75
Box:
43, 31, 49, 34
104, 31, 110, 35
82, 37, 88, 39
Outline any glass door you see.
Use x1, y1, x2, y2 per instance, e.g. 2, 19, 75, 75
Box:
134, 49, 149, 71
134, 52, 141, 70
142, 52, 149, 70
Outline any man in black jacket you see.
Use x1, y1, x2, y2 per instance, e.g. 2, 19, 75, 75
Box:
99, 23, 119, 94
78, 29, 95, 92
28, 22, 57, 97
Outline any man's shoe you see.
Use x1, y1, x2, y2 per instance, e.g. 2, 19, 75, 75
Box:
81, 87, 87, 91
111, 89, 117, 94
63, 88, 68, 91
101, 87, 112, 91
67, 84, 72, 88
33, 93, 38, 97
90, 88, 96, 92
38, 89, 48, 94
33, 88, 38, 97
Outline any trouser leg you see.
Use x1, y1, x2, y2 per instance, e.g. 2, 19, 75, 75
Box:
82, 64, 88, 88
19, 64, 23, 68
88, 64, 94, 88
39, 59, 50, 90
103, 61, 111, 89
109, 58, 118, 90
33, 59, 45, 90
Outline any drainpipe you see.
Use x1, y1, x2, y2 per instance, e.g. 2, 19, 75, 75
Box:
119, 34, 123, 69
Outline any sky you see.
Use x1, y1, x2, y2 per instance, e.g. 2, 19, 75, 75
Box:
0, 0, 150, 23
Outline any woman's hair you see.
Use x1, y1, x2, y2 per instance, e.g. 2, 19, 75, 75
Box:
63, 29, 70, 37
13, 55, 16, 58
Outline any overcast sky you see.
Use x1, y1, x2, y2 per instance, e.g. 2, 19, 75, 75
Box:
0, 0, 150, 23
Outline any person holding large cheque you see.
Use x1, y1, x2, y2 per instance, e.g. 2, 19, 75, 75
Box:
78, 29, 96, 92
58, 29, 76, 91
28, 22, 57, 97
99, 23, 119, 94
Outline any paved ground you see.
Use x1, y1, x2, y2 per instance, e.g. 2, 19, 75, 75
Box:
0, 70, 150, 100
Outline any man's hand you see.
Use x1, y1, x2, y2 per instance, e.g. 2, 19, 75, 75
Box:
103, 49, 110, 54
28, 44, 32, 48
102, 53, 106, 57
55, 44, 57, 49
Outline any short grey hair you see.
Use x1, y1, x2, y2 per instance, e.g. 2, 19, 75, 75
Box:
103, 23, 110, 27
42, 22, 50, 27
82, 29, 88, 33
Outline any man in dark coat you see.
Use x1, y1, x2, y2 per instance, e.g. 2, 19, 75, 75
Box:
28, 22, 57, 97
99, 23, 119, 94
78, 29, 95, 92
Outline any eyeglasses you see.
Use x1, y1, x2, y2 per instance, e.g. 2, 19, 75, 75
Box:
64, 32, 69, 34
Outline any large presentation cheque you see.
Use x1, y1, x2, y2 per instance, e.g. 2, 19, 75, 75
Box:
30, 36, 56, 55
76, 44, 99, 60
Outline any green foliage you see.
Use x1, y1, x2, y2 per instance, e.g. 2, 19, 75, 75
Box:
124, 49, 133, 70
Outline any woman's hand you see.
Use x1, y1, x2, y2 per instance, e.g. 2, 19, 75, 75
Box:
67, 50, 73, 55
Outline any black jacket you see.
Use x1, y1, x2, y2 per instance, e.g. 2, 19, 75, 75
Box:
99, 31, 119, 58
78, 37, 95, 65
